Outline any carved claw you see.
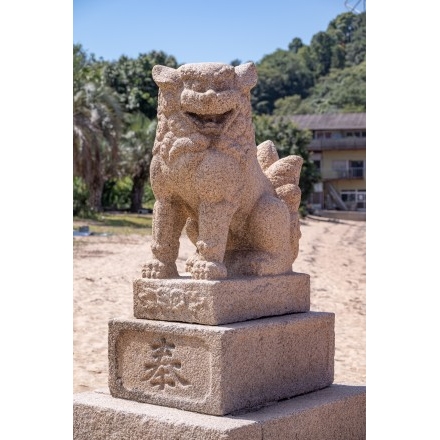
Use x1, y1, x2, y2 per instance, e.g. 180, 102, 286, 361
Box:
185, 252, 199, 273
142, 260, 179, 279
191, 261, 227, 280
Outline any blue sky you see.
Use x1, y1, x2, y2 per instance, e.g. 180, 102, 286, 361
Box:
73, 0, 364, 64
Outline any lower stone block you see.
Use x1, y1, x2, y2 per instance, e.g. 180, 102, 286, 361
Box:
133, 272, 310, 325
108, 312, 334, 416
73, 385, 366, 440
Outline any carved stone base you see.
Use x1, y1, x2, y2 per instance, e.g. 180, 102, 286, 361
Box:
108, 312, 334, 416
133, 272, 310, 325
73, 385, 366, 440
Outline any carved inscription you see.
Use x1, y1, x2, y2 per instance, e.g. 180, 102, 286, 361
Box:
138, 286, 206, 318
141, 337, 190, 390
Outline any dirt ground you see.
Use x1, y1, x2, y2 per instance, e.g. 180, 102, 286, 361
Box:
73, 216, 366, 393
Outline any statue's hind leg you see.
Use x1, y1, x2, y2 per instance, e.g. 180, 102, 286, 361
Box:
184, 217, 200, 274
225, 195, 293, 276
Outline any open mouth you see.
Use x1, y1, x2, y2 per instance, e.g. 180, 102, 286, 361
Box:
186, 110, 233, 132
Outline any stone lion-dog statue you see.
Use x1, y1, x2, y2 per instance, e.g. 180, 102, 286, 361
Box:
142, 62, 303, 280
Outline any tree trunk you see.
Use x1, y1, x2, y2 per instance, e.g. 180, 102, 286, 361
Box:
88, 175, 104, 213
129, 158, 150, 213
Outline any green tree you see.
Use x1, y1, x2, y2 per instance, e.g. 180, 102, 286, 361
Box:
73, 44, 95, 94
298, 61, 366, 113
326, 11, 366, 68
273, 94, 304, 116
119, 112, 157, 212
249, 11, 365, 115
288, 37, 304, 54
101, 176, 133, 210
103, 51, 178, 118
309, 31, 336, 77
253, 115, 319, 205
344, 12, 366, 66
251, 49, 314, 114
73, 45, 123, 212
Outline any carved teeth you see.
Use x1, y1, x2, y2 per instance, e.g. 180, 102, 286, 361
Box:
186, 110, 232, 127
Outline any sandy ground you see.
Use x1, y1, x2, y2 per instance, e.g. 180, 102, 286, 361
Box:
73, 216, 366, 393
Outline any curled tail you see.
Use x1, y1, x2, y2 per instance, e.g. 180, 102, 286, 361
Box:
257, 140, 303, 261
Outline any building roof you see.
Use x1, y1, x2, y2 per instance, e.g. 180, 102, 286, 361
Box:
287, 113, 366, 131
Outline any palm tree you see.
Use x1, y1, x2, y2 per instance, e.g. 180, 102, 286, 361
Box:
119, 112, 157, 212
73, 80, 122, 212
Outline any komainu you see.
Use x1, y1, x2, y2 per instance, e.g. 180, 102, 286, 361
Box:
143, 62, 303, 280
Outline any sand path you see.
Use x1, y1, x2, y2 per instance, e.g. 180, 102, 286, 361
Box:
73, 217, 366, 393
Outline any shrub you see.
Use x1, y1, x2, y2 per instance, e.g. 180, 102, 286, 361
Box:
73, 176, 93, 217
101, 177, 133, 211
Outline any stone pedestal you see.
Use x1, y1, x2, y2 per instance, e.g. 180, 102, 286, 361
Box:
74, 385, 366, 440
108, 312, 334, 415
133, 272, 310, 325
74, 274, 366, 439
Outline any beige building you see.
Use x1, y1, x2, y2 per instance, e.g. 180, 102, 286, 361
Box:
289, 113, 366, 212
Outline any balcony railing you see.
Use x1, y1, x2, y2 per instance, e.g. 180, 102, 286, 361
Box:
308, 137, 366, 150
321, 167, 365, 180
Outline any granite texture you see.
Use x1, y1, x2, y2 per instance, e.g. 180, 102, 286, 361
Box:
142, 62, 303, 280
73, 385, 365, 440
133, 272, 310, 324
108, 312, 334, 416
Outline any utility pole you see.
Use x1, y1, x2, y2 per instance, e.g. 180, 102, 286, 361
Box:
344, 0, 366, 14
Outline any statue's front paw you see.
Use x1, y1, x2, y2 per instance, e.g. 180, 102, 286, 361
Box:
142, 259, 178, 279
191, 261, 227, 280
185, 252, 200, 273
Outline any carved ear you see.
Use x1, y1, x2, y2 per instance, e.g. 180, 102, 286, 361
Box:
152, 65, 181, 88
235, 62, 258, 90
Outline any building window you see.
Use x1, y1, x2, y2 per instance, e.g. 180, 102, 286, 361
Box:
332, 160, 364, 178
332, 160, 346, 171
341, 189, 366, 211
343, 131, 365, 138
349, 160, 364, 178
315, 131, 335, 139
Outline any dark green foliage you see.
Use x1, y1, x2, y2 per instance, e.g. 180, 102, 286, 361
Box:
119, 113, 157, 212
252, 11, 366, 115
73, 44, 98, 94
309, 31, 336, 77
101, 177, 133, 210
288, 37, 304, 54
73, 45, 123, 212
328, 12, 366, 67
103, 51, 178, 119
251, 49, 315, 114
273, 95, 304, 116
73, 176, 92, 217
297, 62, 366, 113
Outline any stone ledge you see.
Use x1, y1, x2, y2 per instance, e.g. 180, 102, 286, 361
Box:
73, 385, 366, 439
133, 272, 310, 325
108, 312, 334, 416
